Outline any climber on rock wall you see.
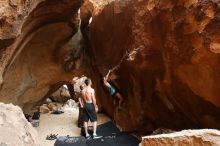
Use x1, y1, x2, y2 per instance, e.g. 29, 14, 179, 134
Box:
101, 70, 124, 111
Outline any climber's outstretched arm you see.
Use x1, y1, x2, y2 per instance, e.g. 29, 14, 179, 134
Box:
105, 70, 111, 81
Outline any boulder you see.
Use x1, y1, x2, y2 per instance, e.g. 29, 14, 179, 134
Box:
47, 102, 57, 111
39, 104, 50, 113
50, 86, 71, 103
73, 76, 87, 94
62, 99, 78, 111
60, 86, 71, 99
140, 129, 220, 146
0, 103, 39, 146
45, 98, 52, 103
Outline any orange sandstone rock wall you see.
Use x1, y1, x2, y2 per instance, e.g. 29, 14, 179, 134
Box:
88, 0, 220, 133
0, 0, 85, 111
1, 0, 220, 135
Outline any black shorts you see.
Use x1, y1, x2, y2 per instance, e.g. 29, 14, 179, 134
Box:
83, 103, 97, 122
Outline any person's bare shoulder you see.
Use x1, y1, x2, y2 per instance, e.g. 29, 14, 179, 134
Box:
88, 87, 95, 93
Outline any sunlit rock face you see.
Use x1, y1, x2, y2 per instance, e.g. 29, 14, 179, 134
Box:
0, 0, 85, 111
140, 129, 220, 146
86, 0, 220, 133
0, 103, 39, 146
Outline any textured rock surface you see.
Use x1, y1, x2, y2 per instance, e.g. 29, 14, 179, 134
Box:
0, 0, 85, 111
0, 102, 39, 146
50, 86, 71, 103
140, 129, 220, 146
72, 76, 87, 97
86, 0, 220, 133
39, 104, 50, 113
47, 102, 56, 111
1, 0, 220, 136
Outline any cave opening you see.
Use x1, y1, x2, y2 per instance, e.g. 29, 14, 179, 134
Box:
24, 75, 111, 146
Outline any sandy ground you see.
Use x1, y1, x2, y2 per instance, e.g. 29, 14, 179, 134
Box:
35, 108, 110, 146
